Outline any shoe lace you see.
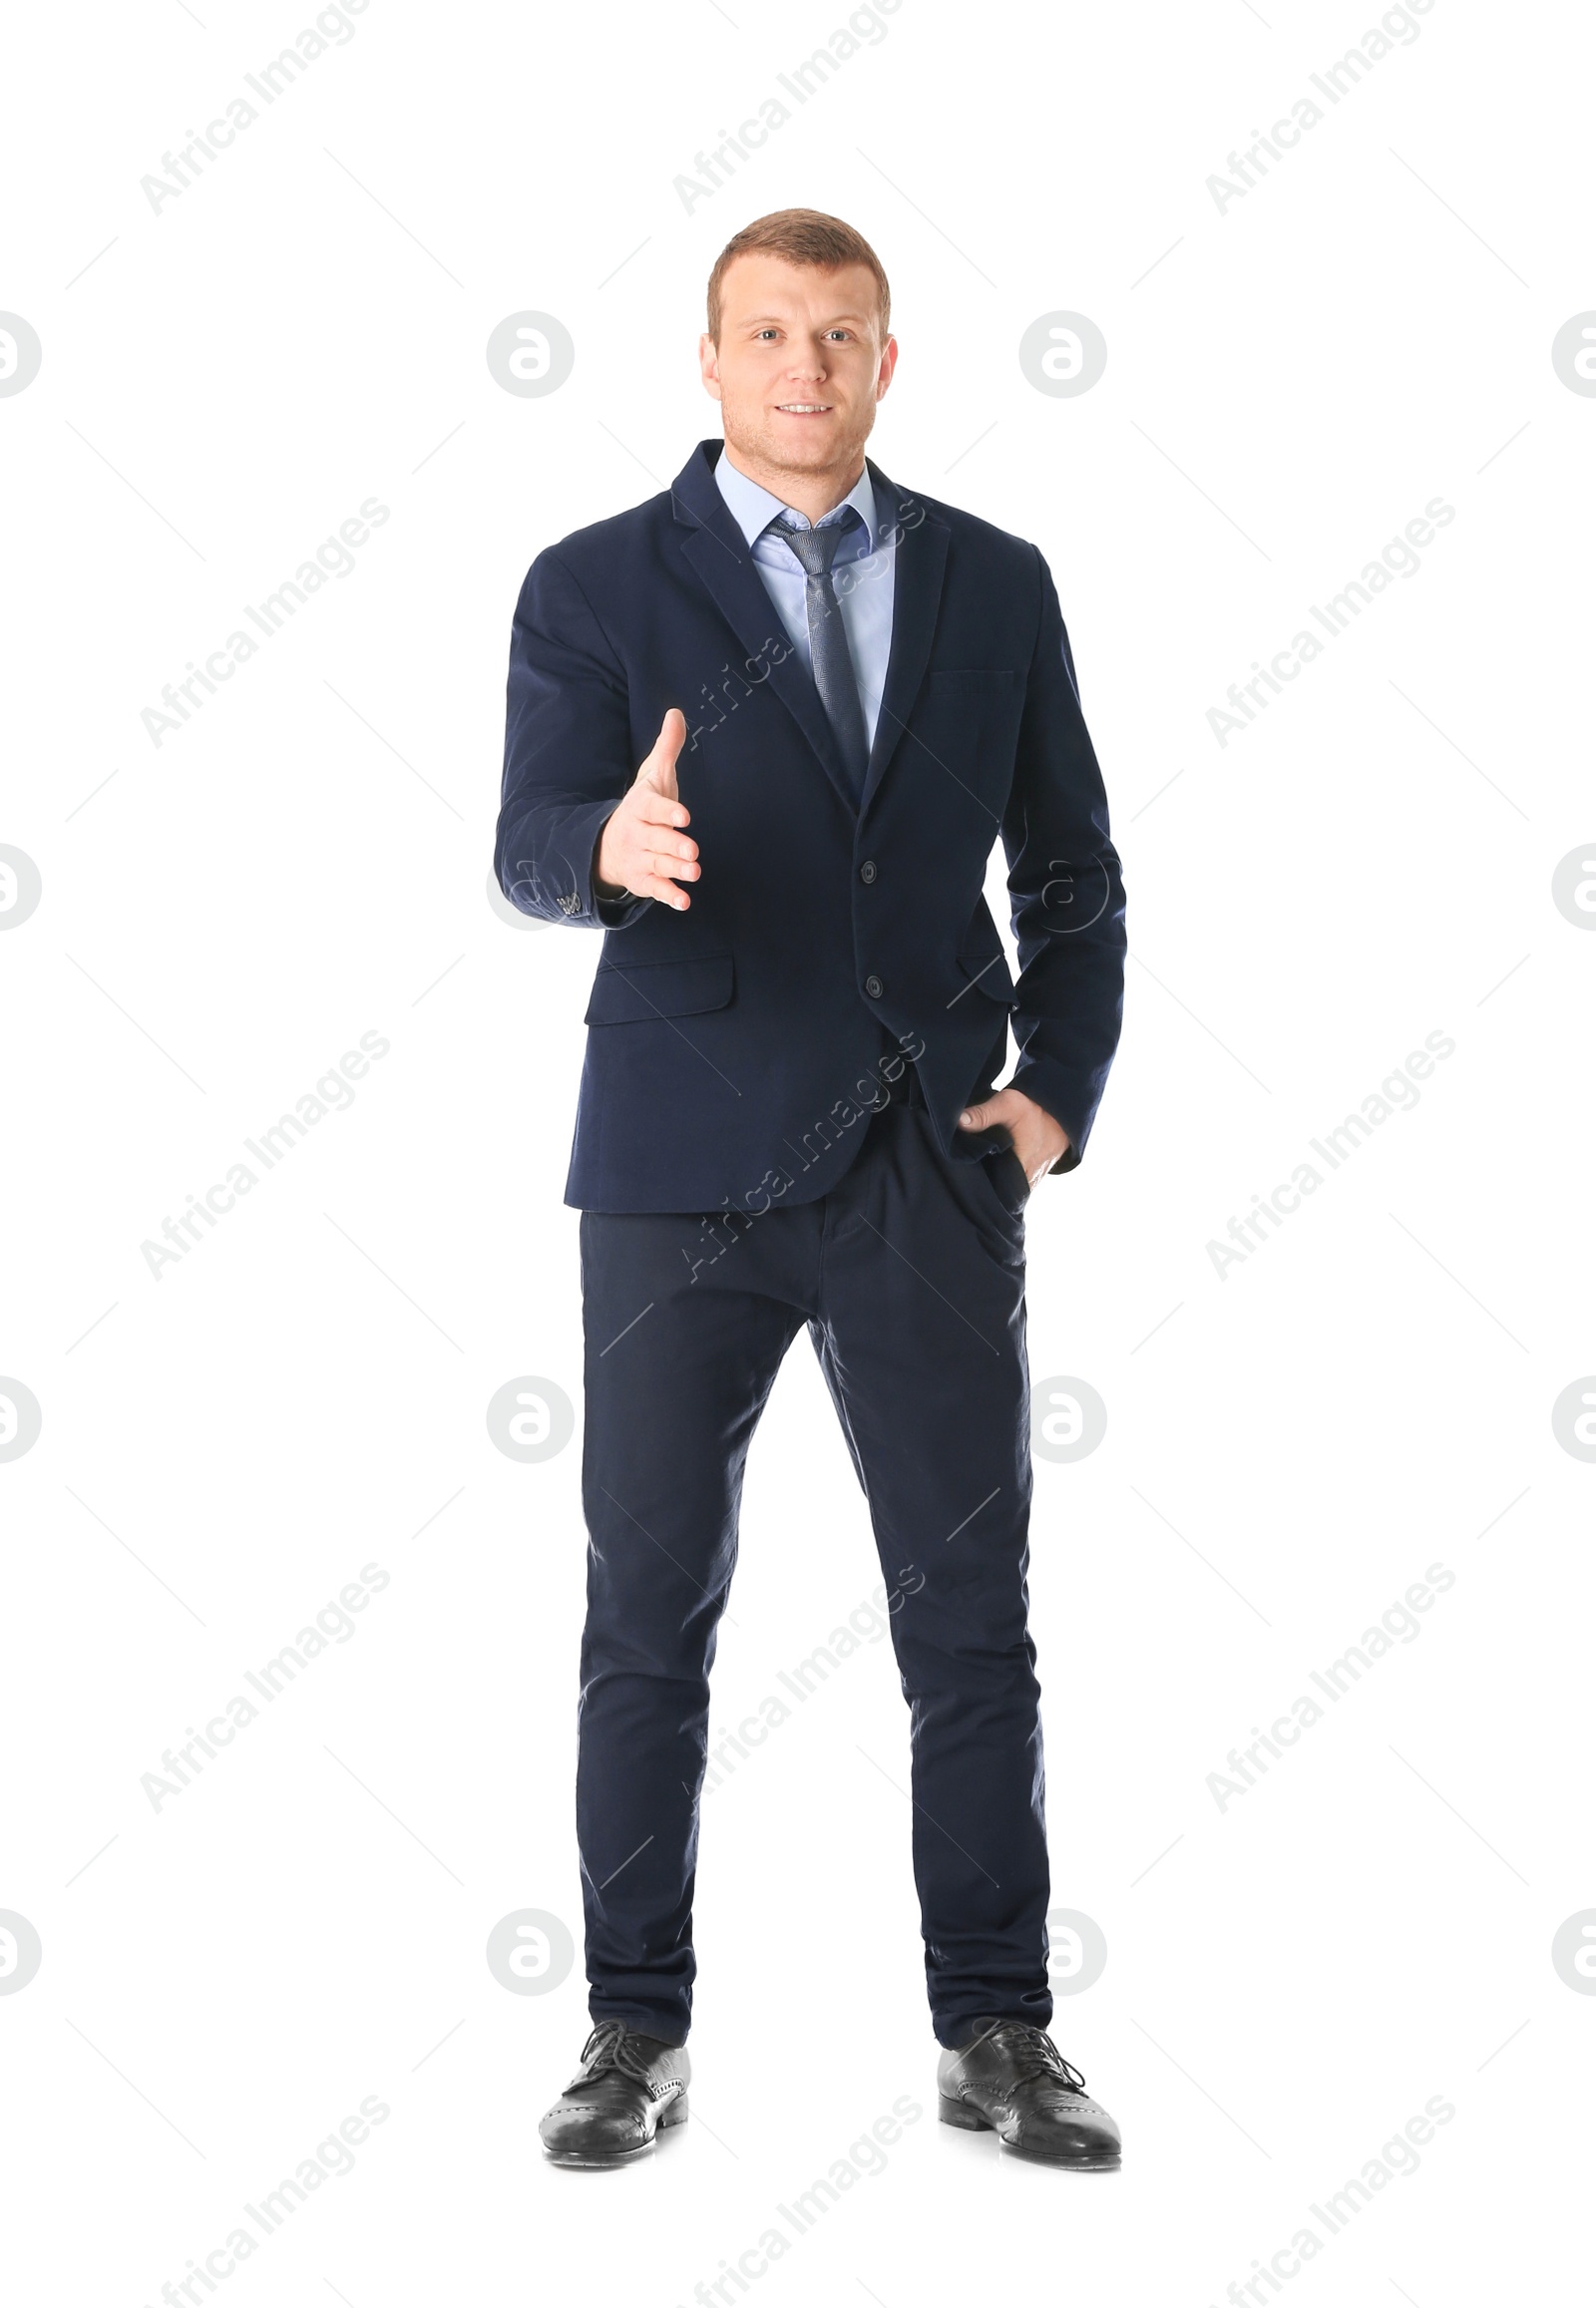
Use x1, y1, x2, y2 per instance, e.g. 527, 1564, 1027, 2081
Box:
973, 2020, 1086, 2093
579, 2021, 656, 2085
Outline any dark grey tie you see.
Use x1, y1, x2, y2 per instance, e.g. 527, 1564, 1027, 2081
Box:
772, 511, 870, 803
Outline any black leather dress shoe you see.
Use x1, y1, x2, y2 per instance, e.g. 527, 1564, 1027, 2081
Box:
937, 2020, 1120, 2167
539, 2020, 689, 2165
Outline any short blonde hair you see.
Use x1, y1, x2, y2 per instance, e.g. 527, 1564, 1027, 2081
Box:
707, 208, 891, 342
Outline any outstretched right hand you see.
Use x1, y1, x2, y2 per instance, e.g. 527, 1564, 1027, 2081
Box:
595, 709, 699, 912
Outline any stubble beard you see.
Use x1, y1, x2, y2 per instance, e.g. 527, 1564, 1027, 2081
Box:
722, 396, 876, 496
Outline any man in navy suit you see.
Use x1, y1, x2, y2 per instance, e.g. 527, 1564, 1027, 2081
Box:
497, 209, 1126, 2167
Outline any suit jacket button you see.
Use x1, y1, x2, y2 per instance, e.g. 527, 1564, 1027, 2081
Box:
864, 974, 884, 999
859, 860, 878, 884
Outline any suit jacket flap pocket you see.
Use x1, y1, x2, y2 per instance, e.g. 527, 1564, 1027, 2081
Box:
585, 953, 735, 1025
957, 949, 1017, 1006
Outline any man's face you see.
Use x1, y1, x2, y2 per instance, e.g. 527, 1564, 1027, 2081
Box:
700, 254, 897, 483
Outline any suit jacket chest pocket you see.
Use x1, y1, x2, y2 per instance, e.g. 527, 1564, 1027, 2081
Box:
921, 670, 1016, 797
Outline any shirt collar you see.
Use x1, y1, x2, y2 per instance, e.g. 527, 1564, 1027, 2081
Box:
714, 445, 879, 554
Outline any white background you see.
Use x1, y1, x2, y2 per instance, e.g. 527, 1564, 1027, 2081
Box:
3, 0, 1592, 2300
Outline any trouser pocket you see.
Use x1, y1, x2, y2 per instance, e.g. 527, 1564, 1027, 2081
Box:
985, 1143, 1030, 1216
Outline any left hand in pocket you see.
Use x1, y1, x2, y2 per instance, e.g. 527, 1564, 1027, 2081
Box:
957, 1087, 1070, 1189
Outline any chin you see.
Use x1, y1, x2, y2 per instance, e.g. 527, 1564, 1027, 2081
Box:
763, 422, 855, 465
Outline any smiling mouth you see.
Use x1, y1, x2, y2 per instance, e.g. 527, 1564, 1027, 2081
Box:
775, 402, 833, 414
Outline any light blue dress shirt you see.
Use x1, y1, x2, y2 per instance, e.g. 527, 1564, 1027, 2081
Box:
713, 447, 896, 749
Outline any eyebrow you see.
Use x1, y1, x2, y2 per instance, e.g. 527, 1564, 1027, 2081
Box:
738, 312, 871, 328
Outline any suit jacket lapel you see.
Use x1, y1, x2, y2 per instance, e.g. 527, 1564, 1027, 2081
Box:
669, 441, 951, 821
861, 460, 950, 816
672, 442, 858, 815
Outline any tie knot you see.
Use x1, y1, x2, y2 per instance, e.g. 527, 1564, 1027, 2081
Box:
772, 509, 861, 578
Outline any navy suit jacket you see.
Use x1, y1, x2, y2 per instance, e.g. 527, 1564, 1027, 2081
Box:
496, 439, 1126, 1215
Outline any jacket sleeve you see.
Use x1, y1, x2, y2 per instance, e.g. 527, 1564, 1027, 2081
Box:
1001, 546, 1127, 1172
495, 546, 652, 931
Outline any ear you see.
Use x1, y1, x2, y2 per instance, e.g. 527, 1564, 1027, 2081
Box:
698, 332, 723, 401
876, 335, 899, 400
